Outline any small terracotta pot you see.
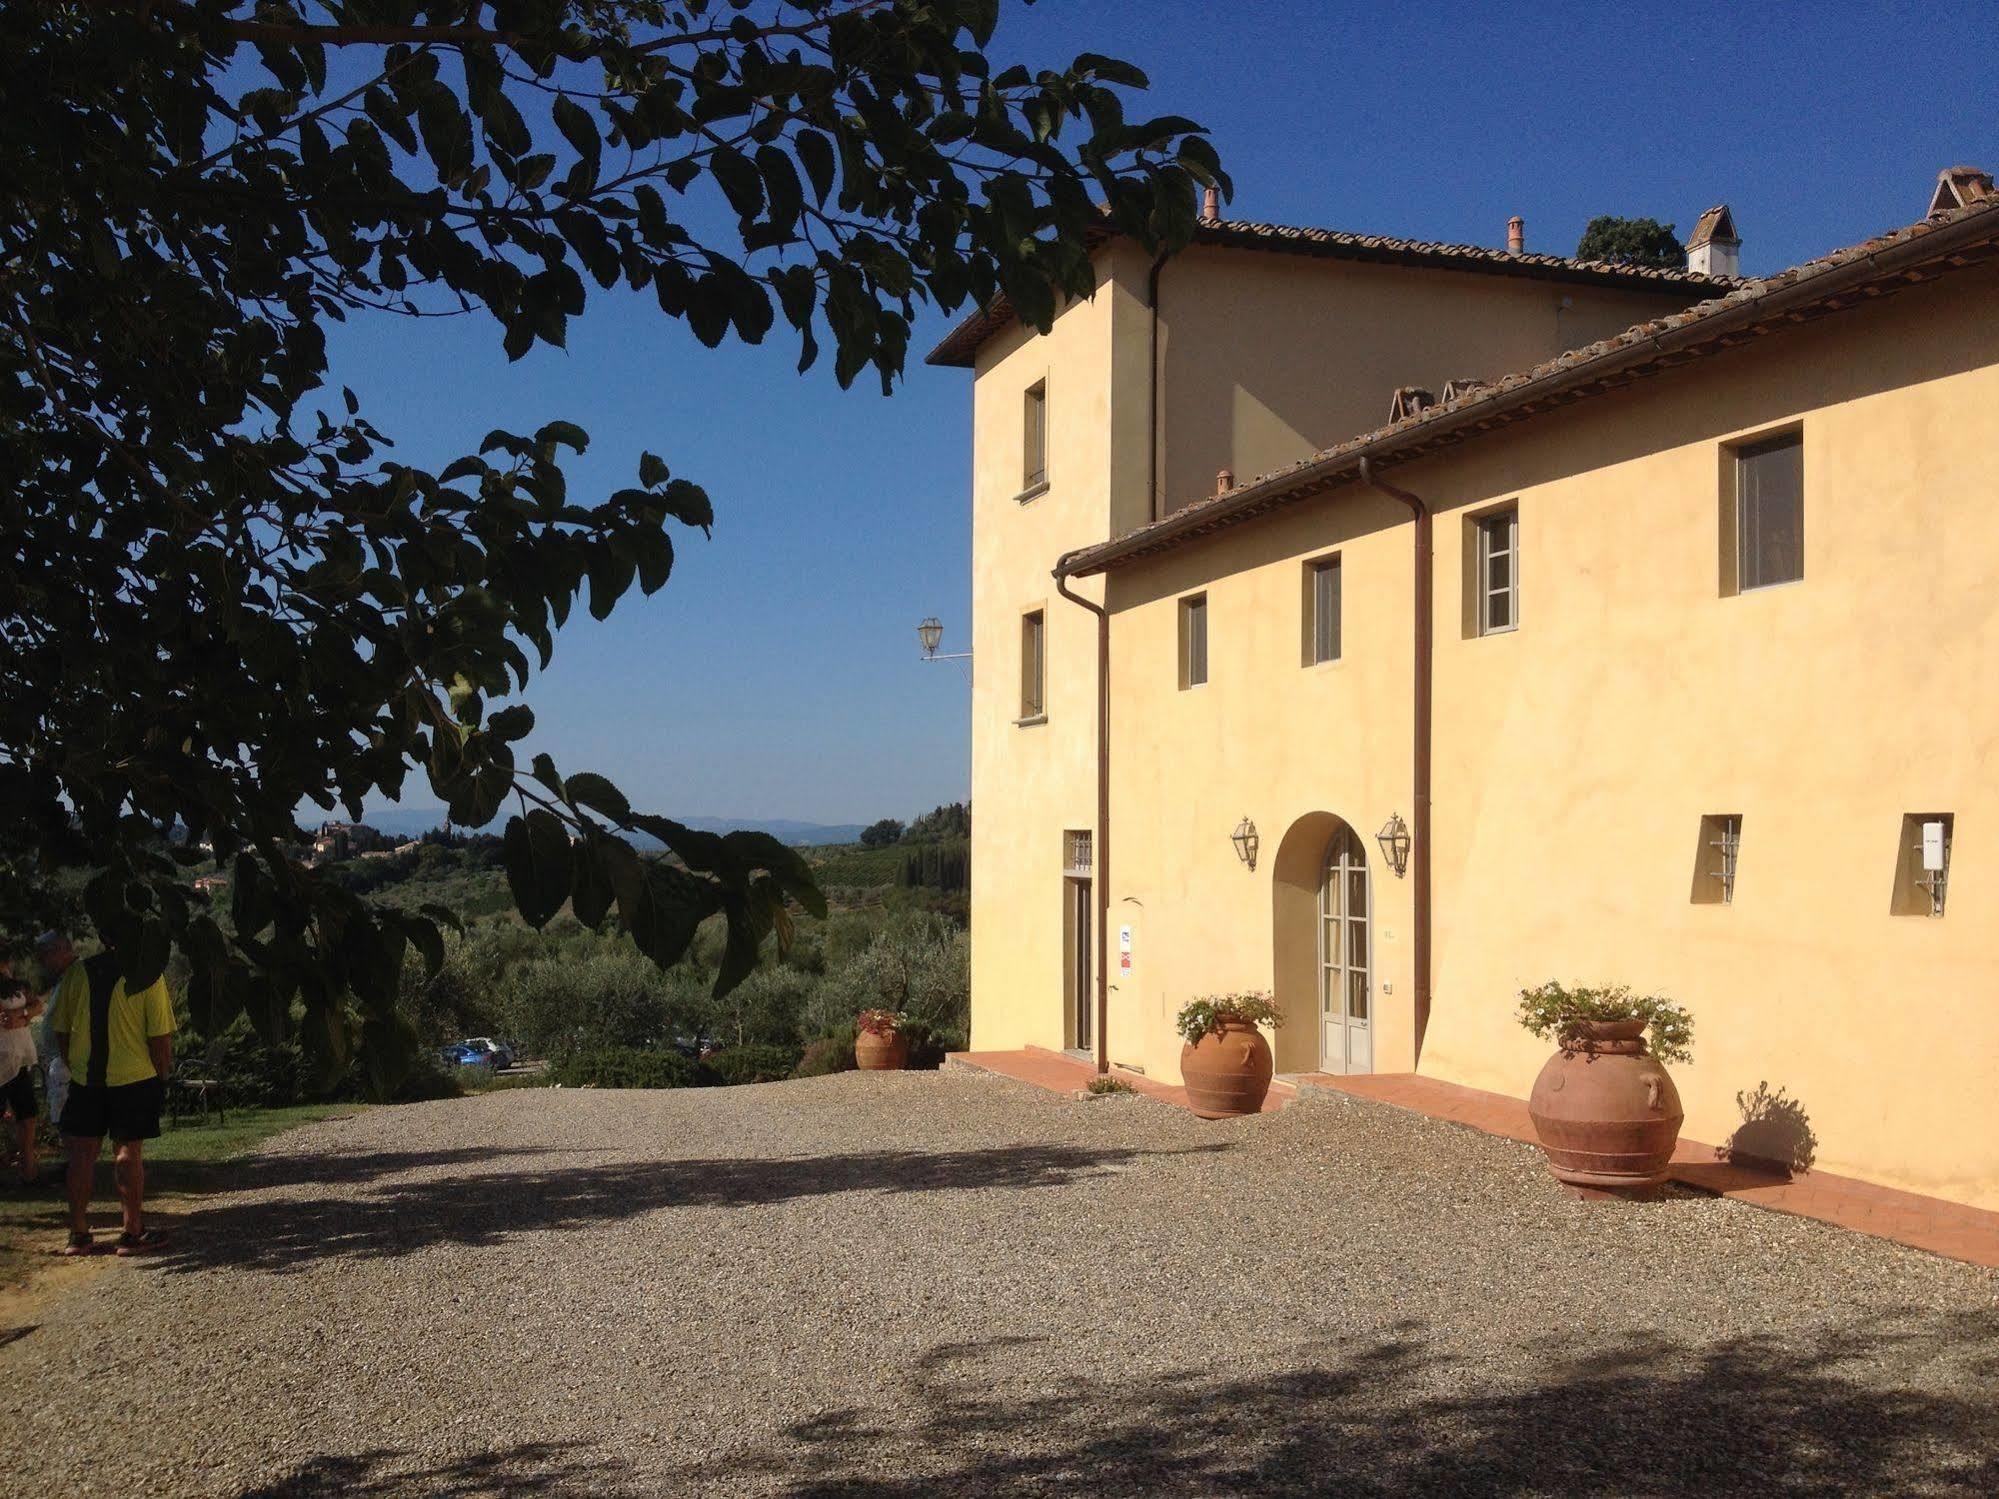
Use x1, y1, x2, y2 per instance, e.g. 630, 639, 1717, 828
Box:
1527, 1019, 1683, 1190
854, 1030, 908, 1071
1180, 1020, 1274, 1119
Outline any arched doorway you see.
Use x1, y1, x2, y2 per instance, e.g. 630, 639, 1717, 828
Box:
1269, 813, 1374, 1077
1318, 826, 1372, 1075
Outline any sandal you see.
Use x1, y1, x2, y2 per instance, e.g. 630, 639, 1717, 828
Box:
60, 1230, 94, 1257
114, 1227, 168, 1257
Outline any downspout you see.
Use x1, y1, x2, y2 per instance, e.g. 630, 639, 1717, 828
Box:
1145, 251, 1168, 523
1052, 551, 1111, 1074
1357, 458, 1433, 1065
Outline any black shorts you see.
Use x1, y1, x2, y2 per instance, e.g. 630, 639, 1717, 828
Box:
61, 1078, 164, 1143
2, 1065, 34, 1120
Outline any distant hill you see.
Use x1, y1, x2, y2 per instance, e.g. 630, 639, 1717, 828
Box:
352, 806, 866, 847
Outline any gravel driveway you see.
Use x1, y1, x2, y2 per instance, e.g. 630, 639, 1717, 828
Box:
3, 1071, 1995, 1497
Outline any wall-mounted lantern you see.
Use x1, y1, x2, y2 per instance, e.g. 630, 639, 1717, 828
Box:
916, 616, 970, 663
1376, 813, 1411, 879
1231, 816, 1260, 872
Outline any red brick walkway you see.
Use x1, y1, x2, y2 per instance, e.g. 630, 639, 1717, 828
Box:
946, 1049, 1999, 1270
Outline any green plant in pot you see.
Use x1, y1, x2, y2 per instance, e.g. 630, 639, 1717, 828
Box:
1175, 991, 1283, 1119
1518, 982, 1694, 1191
852, 1008, 909, 1072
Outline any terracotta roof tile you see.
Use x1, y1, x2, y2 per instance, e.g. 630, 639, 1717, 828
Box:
925, 213, 1738, 367
1057, 195, 1999, 577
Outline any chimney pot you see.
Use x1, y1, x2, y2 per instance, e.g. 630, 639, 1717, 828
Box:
1506, 215, 1524, 254
1216, 467, 1234, 495
1201, 185, 1220, 222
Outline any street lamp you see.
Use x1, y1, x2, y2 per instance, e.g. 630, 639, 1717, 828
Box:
916, 616, 970, 662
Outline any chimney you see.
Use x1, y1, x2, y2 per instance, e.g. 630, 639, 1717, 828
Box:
1215, 467, 1234, 495
1506, 215, 1524, 254
1388, 386, 1437, 423
1201, 185, 1220, 222
1686, 204, 1741, 277
1928, 165, 1994, 219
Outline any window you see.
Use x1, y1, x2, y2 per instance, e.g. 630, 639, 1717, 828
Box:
1178, 593, 1208, 689
1891, 813, 1953, 917
1022, 380, 1047, 492
1063, 829, 1093, 875
1018, 609, 1044, 721
1692, 814, 1743, 904
1476, 507, 1518, 635
1305, 556, 1341, 665
1734, 432, 1803, 590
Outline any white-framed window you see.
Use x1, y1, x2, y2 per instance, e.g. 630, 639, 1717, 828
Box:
1735, 432, 1803, 591
1022, 380, 1047, 492
1179, 593, 1208, 689
1018, 609, 1045, 721
1476, 507, 1518, 635
1307, 556, 1341, 665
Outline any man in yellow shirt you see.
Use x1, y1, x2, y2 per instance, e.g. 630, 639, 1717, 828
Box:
49, 953, 174, 1256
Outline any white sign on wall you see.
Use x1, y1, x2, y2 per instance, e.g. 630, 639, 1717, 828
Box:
1922, 820, 1947, 872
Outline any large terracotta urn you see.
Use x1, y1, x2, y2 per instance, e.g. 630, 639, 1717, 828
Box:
1527, 1019, 1683, 1190
1180, 1020, 1274, 1119
854, 1030, 908, 1071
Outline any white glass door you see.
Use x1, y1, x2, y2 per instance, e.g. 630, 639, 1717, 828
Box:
1319, 827, 1372, 1074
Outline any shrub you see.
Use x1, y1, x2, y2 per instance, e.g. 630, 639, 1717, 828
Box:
1085, 1075, 1135, 1097
1515, 982, 1694, 1065
793, 1029, 857, 1078
557, 1047, 717, 1090
390, 1059, 465, 1103
1175, 991, 1284, 1046
707, 1044, 802, 1086
895, 1018, 965, 1070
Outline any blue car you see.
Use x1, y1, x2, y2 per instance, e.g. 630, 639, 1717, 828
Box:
439, 1043, 491, 1071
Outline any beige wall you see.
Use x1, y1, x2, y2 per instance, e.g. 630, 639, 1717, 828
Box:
1088, 264, 1999, 1209
968, 243, 1153, 1052
969, 241, 1706, 1063
1153, 248, 1698, 519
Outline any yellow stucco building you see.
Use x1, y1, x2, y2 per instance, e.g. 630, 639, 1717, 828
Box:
932, 175, 1999, 1212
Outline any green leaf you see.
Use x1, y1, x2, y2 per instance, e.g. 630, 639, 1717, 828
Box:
502, 810, 574, 928
795, 129, 835, 206
638, 451, 669, 487
563, 772, 630, 821
570, 836, 616, 928
551, 94, 599, 166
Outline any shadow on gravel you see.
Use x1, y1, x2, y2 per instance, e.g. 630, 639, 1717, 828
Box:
232, 1441, 641, 1497
149, 1141, 1220, 1275
704, 1313, 1999, 1497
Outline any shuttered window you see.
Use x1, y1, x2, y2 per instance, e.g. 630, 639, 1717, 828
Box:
1179, 594, 1208, 688
1022, 381, 1047, 491
1019, 610, 1044, 719
1310, 557, 1341, 664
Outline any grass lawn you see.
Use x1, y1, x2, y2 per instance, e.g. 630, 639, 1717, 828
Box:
0, 1102, 365, 1291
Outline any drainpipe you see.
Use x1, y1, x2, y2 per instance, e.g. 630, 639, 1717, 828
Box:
1052, 551, 1111, 1074
1145, 251, 1169, 523
1357, 458, 1433, 1065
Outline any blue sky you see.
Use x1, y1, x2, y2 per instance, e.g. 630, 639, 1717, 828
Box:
339, 0, 1995, 827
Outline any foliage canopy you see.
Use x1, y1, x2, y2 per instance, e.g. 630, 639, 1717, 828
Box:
0, 1, 1224, 1094
1574, 215, 1685, 270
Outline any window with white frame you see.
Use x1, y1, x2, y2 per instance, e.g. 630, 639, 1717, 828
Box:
1307, 556, 1341, 665
1476, 507, 1519, 635
1018, 609, 1044, 720
1734, 431, 1803, 590
1179, 593, 1208, 688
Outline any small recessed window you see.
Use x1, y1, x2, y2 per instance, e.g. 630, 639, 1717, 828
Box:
1734, 432, 1803, 591
1476, 507, 1518, 636
1019, 610, 1045, 721
1692, 814, 1743, 904
1305, 556, 1341, 665
1891, 813, 1953, 917
1179, 594, 1208, 689
1022, 380, 1047, 492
